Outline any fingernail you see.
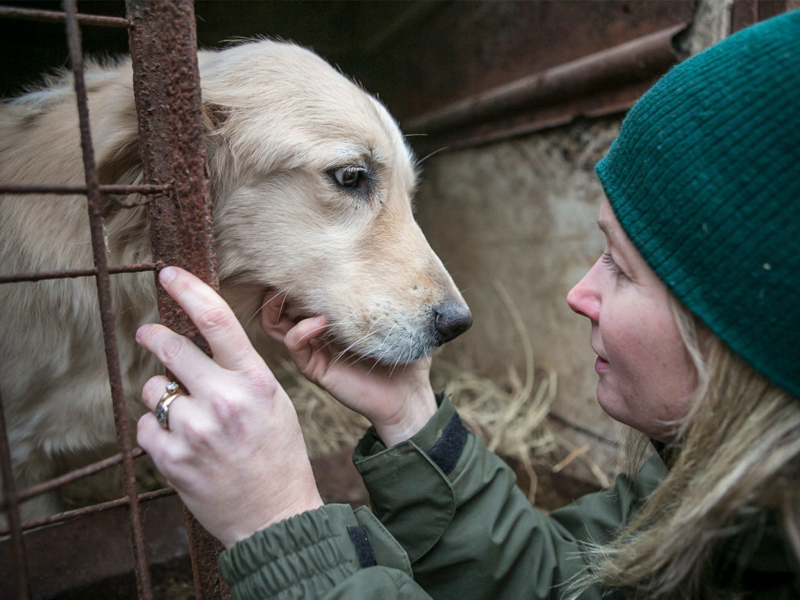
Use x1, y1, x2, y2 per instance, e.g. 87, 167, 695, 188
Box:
160, 267, 177, 285
135, 324, 150, 342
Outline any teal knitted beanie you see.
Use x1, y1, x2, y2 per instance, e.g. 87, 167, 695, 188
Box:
595, 10, 800, 400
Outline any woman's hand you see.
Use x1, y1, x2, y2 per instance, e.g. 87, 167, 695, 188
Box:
260, 293, 437, 447
136, 267, 323, 548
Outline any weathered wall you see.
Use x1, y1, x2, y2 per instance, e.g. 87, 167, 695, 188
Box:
414, 0, 739, 477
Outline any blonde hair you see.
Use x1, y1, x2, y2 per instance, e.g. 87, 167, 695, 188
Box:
570, 297, 800, 598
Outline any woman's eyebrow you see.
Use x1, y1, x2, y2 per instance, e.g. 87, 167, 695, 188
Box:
596, 218, 611, 235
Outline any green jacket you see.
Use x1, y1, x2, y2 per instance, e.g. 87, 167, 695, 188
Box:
219, 397, 799, 599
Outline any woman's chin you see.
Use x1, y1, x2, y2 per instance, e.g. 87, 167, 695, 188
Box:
595, 380, 627, 425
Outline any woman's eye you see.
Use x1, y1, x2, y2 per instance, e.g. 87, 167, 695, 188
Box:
333, 167, 366, 189
601, 251, 621, 275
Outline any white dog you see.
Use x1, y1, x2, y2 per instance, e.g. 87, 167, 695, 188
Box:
0, 40, 471, 519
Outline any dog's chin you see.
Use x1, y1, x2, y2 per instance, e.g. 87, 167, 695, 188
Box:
276, 296, 436, 365
329, 329, 436, 365
326, 337, 434, 366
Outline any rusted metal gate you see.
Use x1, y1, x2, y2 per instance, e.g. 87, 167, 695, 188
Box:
0, 1, 228, 598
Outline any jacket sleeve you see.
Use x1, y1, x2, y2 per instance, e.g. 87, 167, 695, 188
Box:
219, 395, 666, 600
353, 395, 667, 600
218, 502, 434, 600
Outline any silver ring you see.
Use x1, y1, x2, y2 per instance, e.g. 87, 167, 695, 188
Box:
155, 381, 184, 431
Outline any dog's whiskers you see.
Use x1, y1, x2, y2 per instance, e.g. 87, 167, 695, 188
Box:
329, 329, 381, 369
417, 146, 448, 166
366, 324, 398, 375
242, 285, 295, 329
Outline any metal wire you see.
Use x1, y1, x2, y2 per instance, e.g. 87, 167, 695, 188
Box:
0, 488, 178, 537
0, 263, 162, 285
0, 388, 30, 600
0, 183, 170, 195
62, 0, 153, 597
0, 5, 128, 27
0, 448, 148, 511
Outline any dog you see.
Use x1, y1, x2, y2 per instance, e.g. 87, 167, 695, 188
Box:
0, 40, 471, 520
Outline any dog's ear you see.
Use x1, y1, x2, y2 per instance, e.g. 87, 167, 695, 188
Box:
97, 137, 141, 186
96, 137, 145, 220
202, 102, 229, 133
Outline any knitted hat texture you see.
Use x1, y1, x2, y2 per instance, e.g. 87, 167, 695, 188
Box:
595, 10, 800, 400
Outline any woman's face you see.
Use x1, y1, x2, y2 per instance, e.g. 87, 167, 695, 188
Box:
567, 199, 696, 442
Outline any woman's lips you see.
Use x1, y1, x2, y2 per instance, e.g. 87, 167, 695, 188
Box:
595, 356, 611, 373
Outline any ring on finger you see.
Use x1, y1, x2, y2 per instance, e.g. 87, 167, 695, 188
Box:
155, 381, 185, 431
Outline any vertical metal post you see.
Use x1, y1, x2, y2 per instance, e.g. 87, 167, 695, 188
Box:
0, 389, 30, 600
61, 1, 153, 598
124, 1, 228, 599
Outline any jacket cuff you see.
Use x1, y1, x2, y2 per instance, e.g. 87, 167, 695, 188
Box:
354, 393, 464, 464
352, 394, 471, 563
219, 504, 366, 600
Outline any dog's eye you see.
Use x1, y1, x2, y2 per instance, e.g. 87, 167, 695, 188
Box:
333, 167, 366, 189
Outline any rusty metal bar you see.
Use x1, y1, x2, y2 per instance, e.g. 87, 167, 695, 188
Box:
0, 262, 161, 285
0, 487, 177, 537
0, 5, 128, 27
404, 25, 683, 136
0, 448, 147, 511
125, 1, 226, 598
0, 183, 170, 195
0, 388, 30, 600
62, 1, 153, 598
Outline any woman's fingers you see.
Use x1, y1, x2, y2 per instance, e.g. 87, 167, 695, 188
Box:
259, 290, 294, 342
283, 316, 329, 373
136, 322, 220, 390
141, 375, 174, 412
284, 315, 328, 353
259, 291, 330, 371
136, 411, 167, 455
139, 374, 193, 435
158, 266, 260, 372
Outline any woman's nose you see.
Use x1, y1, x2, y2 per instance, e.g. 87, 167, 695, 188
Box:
567, 262, 601, 321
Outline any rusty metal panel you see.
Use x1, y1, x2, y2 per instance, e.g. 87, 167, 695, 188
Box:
732, 0, 800, 32
403, 24, 683, 151
346, 0, 694, 151
124, 1, 227, 599
359, 1, 695, 119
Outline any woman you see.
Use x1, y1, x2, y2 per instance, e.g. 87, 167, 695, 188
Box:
136, 10, 800, 600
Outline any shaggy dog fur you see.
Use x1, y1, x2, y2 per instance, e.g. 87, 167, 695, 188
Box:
0, 40, 470, 519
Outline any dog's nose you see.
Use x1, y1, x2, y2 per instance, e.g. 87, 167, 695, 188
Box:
434, 301, 473, 344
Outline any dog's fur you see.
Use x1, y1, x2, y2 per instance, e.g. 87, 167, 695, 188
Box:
0, 40, 470, 519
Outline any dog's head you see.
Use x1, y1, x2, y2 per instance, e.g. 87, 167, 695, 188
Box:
191, 41, 471, 363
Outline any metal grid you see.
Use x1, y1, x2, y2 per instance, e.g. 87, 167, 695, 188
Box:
0, 1, 227, 598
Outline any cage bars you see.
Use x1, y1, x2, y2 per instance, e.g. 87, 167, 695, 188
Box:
0, 5, 128, 28
124, 1, 226, 598
0, 0, 227, 598
0, 389, 29, 600
63, 0, 152, 596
